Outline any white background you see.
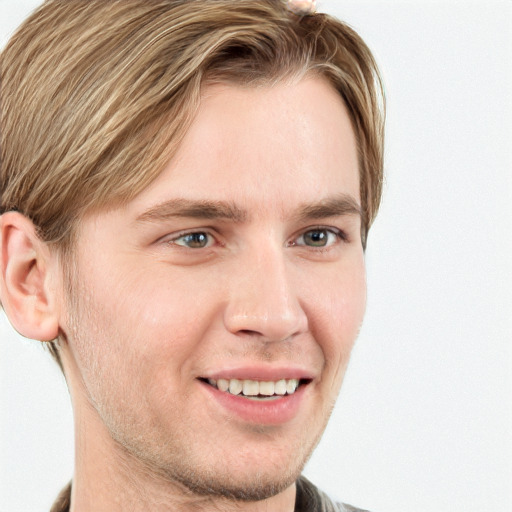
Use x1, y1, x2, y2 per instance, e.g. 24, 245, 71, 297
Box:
1, 1, 511, 511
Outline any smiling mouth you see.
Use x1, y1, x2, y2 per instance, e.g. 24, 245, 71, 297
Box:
202, 378, 308, 401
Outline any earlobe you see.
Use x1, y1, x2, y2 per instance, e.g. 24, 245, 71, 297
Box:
0, 212, 60, 341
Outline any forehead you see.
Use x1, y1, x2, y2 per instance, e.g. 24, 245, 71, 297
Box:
124, 76, 360, 218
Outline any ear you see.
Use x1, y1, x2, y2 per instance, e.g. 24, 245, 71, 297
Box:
0, 212, 60, 341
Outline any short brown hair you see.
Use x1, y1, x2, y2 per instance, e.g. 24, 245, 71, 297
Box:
0, 0, 385, 364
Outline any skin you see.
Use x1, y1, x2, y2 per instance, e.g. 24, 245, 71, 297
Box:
0, 76, 366, 511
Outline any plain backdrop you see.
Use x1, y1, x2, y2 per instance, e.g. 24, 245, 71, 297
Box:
1, 1, 511, 511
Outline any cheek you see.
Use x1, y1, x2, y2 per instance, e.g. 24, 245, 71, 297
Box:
65, 263, 214, 418
86, 263, 220, 374
307, 258, 366, 377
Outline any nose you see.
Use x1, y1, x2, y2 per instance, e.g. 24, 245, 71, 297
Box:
223, 244, 309, 343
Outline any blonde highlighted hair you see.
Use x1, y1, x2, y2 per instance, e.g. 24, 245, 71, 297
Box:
1, 0, 384, 365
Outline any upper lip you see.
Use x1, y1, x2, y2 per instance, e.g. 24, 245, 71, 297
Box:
200, 365, 316, 382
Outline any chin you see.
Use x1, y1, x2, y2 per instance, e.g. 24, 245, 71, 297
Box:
122, 426, 315, 502
152, 425, 322, 502
167, 460, 302, 502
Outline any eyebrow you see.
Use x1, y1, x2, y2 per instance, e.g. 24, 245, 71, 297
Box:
136, 198, 248, 223
135, 194, 362, 224
296, 194, 362, 222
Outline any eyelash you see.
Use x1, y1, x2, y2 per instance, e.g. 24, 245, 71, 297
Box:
167, 230, 217, 249
289, 226, 348, 249
164, 226, 348, 250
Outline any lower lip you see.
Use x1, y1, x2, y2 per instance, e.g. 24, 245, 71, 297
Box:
199, 380, 307, 425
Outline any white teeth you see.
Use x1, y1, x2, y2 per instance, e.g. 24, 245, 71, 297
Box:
242, 380, 259, 396
274, 379, 287, 395
228, 379, 243, 395
217, 378, 229, 392
258, 381, 275, 396
287, 379, 299, 394
207, 378, 301, 397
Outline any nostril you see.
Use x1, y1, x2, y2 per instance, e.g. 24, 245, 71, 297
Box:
238, 329, 261, 337
235, 329, 297, 344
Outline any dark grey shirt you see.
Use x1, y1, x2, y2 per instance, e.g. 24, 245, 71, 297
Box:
295, 476, 370, 512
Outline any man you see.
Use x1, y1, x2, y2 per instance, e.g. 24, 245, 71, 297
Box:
0, 1, 384, 510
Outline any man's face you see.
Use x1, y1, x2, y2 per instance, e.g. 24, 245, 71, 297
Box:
60, 77, 366, 500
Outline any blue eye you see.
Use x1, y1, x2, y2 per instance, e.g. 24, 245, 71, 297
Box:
295, 228, 342, 247
172, 232, 212, 249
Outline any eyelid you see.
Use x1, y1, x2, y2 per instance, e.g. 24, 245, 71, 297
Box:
289, 225, 348, 248
159, 228, 219, 248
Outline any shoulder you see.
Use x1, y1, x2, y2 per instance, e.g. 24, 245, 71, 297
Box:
296, 476, 372, 512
